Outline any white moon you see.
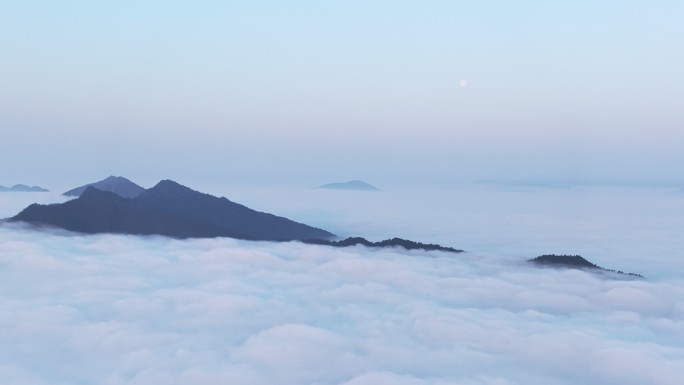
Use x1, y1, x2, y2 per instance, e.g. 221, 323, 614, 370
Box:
459, 79, 468, 88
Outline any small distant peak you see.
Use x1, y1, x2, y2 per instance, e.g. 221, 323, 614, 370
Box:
63, 176, 145, 198
147, 179, 197, 195
528, 254, 644, 278
153, 179, 183, 189
79, 186, 115, 199
318, 180, 379, 191
1, 184, 49, 192
529, 254, 599, 269
105, 176, 140, 185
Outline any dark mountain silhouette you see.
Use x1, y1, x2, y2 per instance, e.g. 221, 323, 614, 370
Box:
303, 237, 463, 253
0, 184, 49, 192
63, 176, 145, 198
12, 187, 226, 238
318, 180, 379, 191
528, 254, 643, 278
11, 180, 334, 241
529, 254, 600, 269
134, 180, 334, 241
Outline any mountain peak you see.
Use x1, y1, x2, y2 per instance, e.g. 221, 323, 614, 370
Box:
153, 179, 185, 189
146, 179, 199, 197
529, 254, 599, 269
103, 176, 127, 182
318, 180, 379, 191
64, 176, 145, 198
80, 185, 115, 198
528, 254, 644, 278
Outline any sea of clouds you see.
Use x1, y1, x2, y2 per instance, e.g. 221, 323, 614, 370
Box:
1, 185, 683, 384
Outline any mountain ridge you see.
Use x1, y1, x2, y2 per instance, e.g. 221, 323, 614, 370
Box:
13, 179, 333, 241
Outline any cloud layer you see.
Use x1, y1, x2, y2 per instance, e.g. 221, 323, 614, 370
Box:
1, 221, 683, 384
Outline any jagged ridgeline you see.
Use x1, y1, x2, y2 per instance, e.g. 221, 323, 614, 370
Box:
304, 237, 463, 253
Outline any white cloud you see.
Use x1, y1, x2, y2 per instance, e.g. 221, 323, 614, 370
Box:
1, 222, 683, 385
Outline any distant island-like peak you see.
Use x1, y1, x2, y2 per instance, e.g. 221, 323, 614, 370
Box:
318, 180, 379, 191
0, 184, 49, 192
528, 254, 643, 278
63, 176, 146, 198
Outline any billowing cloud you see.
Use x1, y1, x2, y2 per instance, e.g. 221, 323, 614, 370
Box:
1, 218, 683, 384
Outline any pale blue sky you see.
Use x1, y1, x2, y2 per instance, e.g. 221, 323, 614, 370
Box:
2, 1, 683, 188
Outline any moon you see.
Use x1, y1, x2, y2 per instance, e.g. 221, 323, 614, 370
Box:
459, 79, 468, 88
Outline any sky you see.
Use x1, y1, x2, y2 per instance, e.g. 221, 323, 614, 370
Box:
2, 0, 684, 188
